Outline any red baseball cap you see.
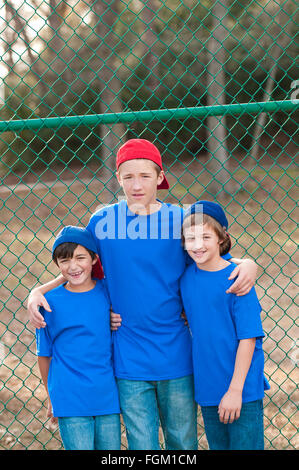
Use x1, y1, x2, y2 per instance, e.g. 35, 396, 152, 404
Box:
116, 139, 169, 190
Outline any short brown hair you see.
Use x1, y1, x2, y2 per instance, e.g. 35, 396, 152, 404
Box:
52, 242, 97, 265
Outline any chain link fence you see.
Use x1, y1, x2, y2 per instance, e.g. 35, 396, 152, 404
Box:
0, 0, 298, 450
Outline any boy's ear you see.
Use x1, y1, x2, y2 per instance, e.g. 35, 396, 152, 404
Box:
92, 254, 99, 265
116, 171, 122, 187
157, 170, 165, 186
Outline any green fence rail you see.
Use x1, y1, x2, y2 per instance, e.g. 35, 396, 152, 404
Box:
0, 100, 298, 132
0, 0, 298, 450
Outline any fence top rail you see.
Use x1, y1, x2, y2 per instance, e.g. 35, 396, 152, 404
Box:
0, 100, 298, 133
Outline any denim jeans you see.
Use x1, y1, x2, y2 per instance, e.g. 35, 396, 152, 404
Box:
116, 375, 198, 450
201, 399, 264, 450
58, 414, 121, 450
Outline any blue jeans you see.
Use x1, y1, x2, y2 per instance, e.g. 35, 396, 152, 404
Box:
201, 399, 264, 450
58, 414, 121, 450
117, 375, 198, 450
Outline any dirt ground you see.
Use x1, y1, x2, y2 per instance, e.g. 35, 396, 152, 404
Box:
0, 155, 298, 450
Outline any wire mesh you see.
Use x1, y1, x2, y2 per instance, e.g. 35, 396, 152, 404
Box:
0, 0, 298, 450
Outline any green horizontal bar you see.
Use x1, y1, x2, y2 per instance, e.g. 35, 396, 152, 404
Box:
0, 100, 298, 132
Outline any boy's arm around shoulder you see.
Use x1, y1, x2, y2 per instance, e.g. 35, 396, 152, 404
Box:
226, 257, 258, 296
27, 275, 65, 329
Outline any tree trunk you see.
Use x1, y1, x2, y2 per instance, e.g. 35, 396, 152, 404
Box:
139, 1, 160, 92
91, 0, 125, 199
206, 1, 230, 196
4, 1, 49, 98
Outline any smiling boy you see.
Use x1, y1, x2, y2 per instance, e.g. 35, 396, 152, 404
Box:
56, 244, 96, 291
36, 226, 121, 450
28, 139, 258, 450
180, 202, 270, 450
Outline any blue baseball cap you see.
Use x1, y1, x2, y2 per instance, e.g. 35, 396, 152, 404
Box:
52, 225, 104, 279
52, 225, 98, 258
184, 200, 229, 230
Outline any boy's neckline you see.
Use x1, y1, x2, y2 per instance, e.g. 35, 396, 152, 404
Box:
126, 199, 164, 216
62, 279, 97, 293
194, 259, 231, 273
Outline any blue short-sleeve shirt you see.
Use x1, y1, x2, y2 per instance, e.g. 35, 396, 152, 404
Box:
87, 200, 193, 380
36, 280, 120, 417
180, 262, 270, 406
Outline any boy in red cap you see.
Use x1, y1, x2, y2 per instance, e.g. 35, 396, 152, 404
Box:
28, 139, 257, 450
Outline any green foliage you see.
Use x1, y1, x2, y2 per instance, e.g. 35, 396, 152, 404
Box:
0, 0, 297, 171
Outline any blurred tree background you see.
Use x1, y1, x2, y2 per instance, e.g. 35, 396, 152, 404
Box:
0, 0, 297, 175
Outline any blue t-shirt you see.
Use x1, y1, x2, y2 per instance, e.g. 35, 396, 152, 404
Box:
87, 200, 193, 380
35, 281, 120, 417
180, 262, 270, 406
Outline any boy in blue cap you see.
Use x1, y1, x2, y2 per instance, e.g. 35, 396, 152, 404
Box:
35, 226, 121, 450
180, 201, 270, 450
29, 139, 258, 450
